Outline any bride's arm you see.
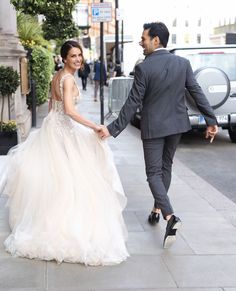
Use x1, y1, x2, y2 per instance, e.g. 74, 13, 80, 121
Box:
63, 77, 100, 131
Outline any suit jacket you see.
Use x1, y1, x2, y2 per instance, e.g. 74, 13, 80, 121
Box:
107, 49, 217, 139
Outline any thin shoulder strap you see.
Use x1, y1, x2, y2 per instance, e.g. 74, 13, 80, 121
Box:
59, 73, 75, 99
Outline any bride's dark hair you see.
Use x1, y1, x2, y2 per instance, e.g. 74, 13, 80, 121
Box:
60, 40, 84, 66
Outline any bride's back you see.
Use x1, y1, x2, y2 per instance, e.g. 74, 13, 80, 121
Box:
51, 70, 80, 102
51, 71, 64, 102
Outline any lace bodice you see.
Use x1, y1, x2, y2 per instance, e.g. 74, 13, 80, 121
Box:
50, 73, 80, 134
51, 73, 80, 114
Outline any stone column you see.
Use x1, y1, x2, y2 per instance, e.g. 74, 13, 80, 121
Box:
0, 0, 31, 141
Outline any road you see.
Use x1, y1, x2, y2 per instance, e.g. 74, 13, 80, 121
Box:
176, 128, 236, 203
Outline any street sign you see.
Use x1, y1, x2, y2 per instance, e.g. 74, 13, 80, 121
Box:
91, 3, 112, 23
116, 8, 124, 21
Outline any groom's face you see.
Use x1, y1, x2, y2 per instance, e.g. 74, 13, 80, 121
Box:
139, 29, 159, 56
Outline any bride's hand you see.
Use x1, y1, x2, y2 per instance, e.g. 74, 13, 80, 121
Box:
93, 124, 103, 133
97, 125, 111, 139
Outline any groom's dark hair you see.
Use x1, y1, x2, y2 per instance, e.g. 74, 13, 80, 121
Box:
143, 22, 169, 48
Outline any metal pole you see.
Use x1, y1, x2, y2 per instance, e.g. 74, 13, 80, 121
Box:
100, 0, 104, 124
31, 79, 36, 127
121, 20, 124, 63
115, 0, 119, 62
27, 48, 37, 127
7, 95, 11, 120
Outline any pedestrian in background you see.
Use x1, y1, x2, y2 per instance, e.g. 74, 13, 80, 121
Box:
107, 57, 114, 79
78, 61, 90, 91
98, 21, 218, 248
93, 57, 107, 102
113, 60, 123, 77
54, 55, 63, 71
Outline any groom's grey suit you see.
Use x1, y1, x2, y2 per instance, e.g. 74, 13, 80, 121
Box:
107, 49, 217, 217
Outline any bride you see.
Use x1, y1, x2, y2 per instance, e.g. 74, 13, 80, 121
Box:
3, 40, 129, 266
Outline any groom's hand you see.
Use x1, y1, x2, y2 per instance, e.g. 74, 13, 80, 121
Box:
205, 125, 218, 143
97, 125, 111, 139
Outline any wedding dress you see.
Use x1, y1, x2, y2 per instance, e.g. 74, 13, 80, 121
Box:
3, 74, 129, 266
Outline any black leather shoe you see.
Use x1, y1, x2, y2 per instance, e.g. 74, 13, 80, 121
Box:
148, 211, 160, 225
163, 215, 181, 248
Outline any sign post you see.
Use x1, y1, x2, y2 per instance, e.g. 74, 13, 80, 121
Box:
92, 2, 112, 125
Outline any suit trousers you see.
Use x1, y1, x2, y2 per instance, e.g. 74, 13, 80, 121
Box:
142, 133, 182, 218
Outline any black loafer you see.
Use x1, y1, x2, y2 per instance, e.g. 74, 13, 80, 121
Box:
163, 215, 181, 248
148, 211, 160, 225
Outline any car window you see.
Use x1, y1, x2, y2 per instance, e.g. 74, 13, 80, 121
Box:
186, 53, 236, 81
172, 48, 236, 81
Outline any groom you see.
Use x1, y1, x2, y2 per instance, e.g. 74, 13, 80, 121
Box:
98, 21, 218, 248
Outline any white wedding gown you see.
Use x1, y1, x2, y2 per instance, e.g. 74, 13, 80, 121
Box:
3, 74, 129, 266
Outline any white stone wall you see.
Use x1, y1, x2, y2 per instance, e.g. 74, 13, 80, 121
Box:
0, 0, 31, 141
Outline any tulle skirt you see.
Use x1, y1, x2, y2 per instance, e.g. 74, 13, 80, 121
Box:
3, 111, 129, 265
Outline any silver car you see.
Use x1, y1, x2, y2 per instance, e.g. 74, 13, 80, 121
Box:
170, 45, 236, 143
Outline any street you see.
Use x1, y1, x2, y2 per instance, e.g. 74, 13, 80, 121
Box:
176, 128, 236, 203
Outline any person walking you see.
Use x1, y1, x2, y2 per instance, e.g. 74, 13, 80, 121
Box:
54, 55, 63, 71
3, 40, 129, 265
113, 60, 123, 77
93, 57, 107, 102
98, 22, 218, 248
78, 61, 90, 90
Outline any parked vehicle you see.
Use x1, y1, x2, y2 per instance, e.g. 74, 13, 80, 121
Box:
131, 45, 236, 143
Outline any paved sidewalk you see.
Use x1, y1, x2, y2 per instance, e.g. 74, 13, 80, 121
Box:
1, 81, 236, 290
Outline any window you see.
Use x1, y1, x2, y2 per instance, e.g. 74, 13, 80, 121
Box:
197, 34, 201, 44
172, 34, 177, 44
172, 18, 177, 27
184, 52, 236, 81
184, 34, 190, 43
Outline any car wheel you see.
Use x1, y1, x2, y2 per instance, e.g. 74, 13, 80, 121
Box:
186, 67, 231, 110
228, 126, 236, 143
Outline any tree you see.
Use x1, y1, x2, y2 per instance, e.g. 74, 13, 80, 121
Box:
0, 66, 20, 131
11, 0, 79, 41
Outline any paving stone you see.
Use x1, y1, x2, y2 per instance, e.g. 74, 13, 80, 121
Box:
0, 257, 46, 289
47, 255, 176, 290
178, 212, 236, 254
123, 211, 144, 232
164, 255, 236, 288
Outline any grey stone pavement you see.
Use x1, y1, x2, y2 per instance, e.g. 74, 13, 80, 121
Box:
1, 78, 236, 291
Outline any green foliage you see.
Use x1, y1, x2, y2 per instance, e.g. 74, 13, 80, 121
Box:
11, 0, 80, 41
11, 0, 45, 15
11, 0, 79, 15
17, 13, 42, 42
29, 46, 54, 106
17, 13, 51, 49
0, 120, 17, 132
0, 66, 20, 131
0, 66, 20, 97
42, 14, 78, 41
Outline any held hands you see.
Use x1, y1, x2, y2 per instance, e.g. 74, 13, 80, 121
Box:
205, 125, 218, 143
94, 125, 111, 139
